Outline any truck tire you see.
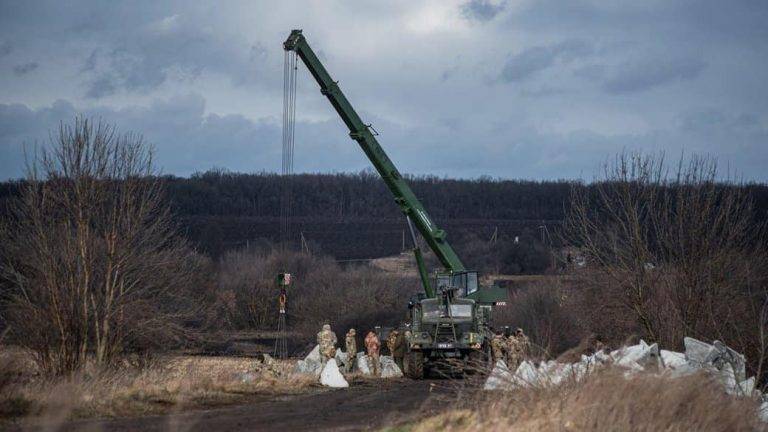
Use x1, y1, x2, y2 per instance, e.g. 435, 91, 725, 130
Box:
405, 351, 424, 379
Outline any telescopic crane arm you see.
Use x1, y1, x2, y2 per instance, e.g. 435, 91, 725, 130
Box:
283, 30, 465, 297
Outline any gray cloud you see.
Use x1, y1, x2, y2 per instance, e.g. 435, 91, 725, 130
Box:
12, 62, 38, 76
500, 40, 591, 82
678, 109, 763, 136
78, 12, 272, 99
0, 1, 767, 181
4, 95, 766, 182
602, 57, 706, 94
85, 48, 167, 98
0, 96, 277, 178
461, 0, 507, 22
0, 41, 11, 57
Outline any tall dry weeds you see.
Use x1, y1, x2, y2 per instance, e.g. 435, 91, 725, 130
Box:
414, 369, 765, 432
1, 353, 315, 422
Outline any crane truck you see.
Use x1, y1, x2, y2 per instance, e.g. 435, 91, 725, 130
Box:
283, 30, 508, 378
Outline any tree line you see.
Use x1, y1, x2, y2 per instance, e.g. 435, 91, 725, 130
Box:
4, 170, 766, 262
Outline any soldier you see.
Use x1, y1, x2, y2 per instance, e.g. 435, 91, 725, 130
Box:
364, 330, 381, 376
490, 330, 506, 364
391, 329, 406, 372
345, 328, 357, 372
317, 324, 338, 365
516, 328, 531, 359
507, 327, 530, 370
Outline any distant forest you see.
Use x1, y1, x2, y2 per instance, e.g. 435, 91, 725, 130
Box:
2, 170, 768, 272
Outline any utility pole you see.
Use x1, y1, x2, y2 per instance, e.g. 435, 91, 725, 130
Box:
538, 223, 556, 271
300, 231, 311, 255
489, 226, 498, 245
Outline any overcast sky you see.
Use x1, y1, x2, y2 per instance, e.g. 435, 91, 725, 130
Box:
0, 0, 766, 180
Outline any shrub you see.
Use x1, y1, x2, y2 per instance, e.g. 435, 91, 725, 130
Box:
0, 118, 203, 375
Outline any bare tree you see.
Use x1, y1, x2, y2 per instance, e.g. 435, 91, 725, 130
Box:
211, 246, 418, 345
565, 152, 768, 380
0, 118, 201, 375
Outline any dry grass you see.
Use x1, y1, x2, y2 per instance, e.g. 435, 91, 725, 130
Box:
0, 347, 317, 422
411, 369, 766, 432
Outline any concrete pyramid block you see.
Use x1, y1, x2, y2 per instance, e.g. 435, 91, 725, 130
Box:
335, 350, 349, 368
306, 345, 321, 362
320, 359, 349, 388
356, 352, 372, 375
484, 360, 512, 390
759, 401, 768, 423
513, 360, 540, 387
720, 363, 739, 395
738, 376, 755, 397
294, 345, 323, 376
612, 340, 660, 368
380, 355, 403, 378
684, 337, 714, 365
660, 350, 687, 369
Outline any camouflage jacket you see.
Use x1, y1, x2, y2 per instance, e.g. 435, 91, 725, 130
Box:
345, 333, 357, 354
508, 334, 530, 357
317, 329, 338, 353
387, 331, 398, 354
490, 335, 506, 357
391, 331, 406, 357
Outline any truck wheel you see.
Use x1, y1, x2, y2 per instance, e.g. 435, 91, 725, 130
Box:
405, 351, 424, 379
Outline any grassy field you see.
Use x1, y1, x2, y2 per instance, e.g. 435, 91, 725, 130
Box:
3, 344, 766, 431
0, 346, 317, 423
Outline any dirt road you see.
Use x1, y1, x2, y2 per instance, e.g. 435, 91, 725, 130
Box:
14, 379, 460, 432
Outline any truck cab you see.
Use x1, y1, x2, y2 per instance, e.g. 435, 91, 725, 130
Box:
403, 271, 492, 378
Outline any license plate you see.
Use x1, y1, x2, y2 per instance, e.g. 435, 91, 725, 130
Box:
437, 343, 453, 349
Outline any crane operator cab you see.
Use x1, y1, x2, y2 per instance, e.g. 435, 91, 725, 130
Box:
433, 271, 479, 297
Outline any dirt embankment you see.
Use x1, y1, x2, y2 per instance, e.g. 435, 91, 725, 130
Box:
13, 379, 457, 432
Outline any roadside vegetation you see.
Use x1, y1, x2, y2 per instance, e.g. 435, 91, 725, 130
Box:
0, 345, 315, 421
410, 369, 765, 432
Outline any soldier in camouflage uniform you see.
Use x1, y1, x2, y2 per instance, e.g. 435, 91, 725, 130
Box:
516, 328, 531, 359
345, 328, 357, 372
387, 329, 406, 372
317, 324, 338, 365
507, 328, 530, 370
364, 330, 381, 376
490, 330, 506, 364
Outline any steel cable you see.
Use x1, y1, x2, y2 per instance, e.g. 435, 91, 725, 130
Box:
281, 51, 298, 247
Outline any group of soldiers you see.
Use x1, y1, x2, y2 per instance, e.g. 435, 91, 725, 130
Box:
318, 323, 531, 374
490, 327, 531, 369
317, 324, 407, 376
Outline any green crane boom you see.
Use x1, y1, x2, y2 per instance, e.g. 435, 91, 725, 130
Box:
284, 30, 464, 298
